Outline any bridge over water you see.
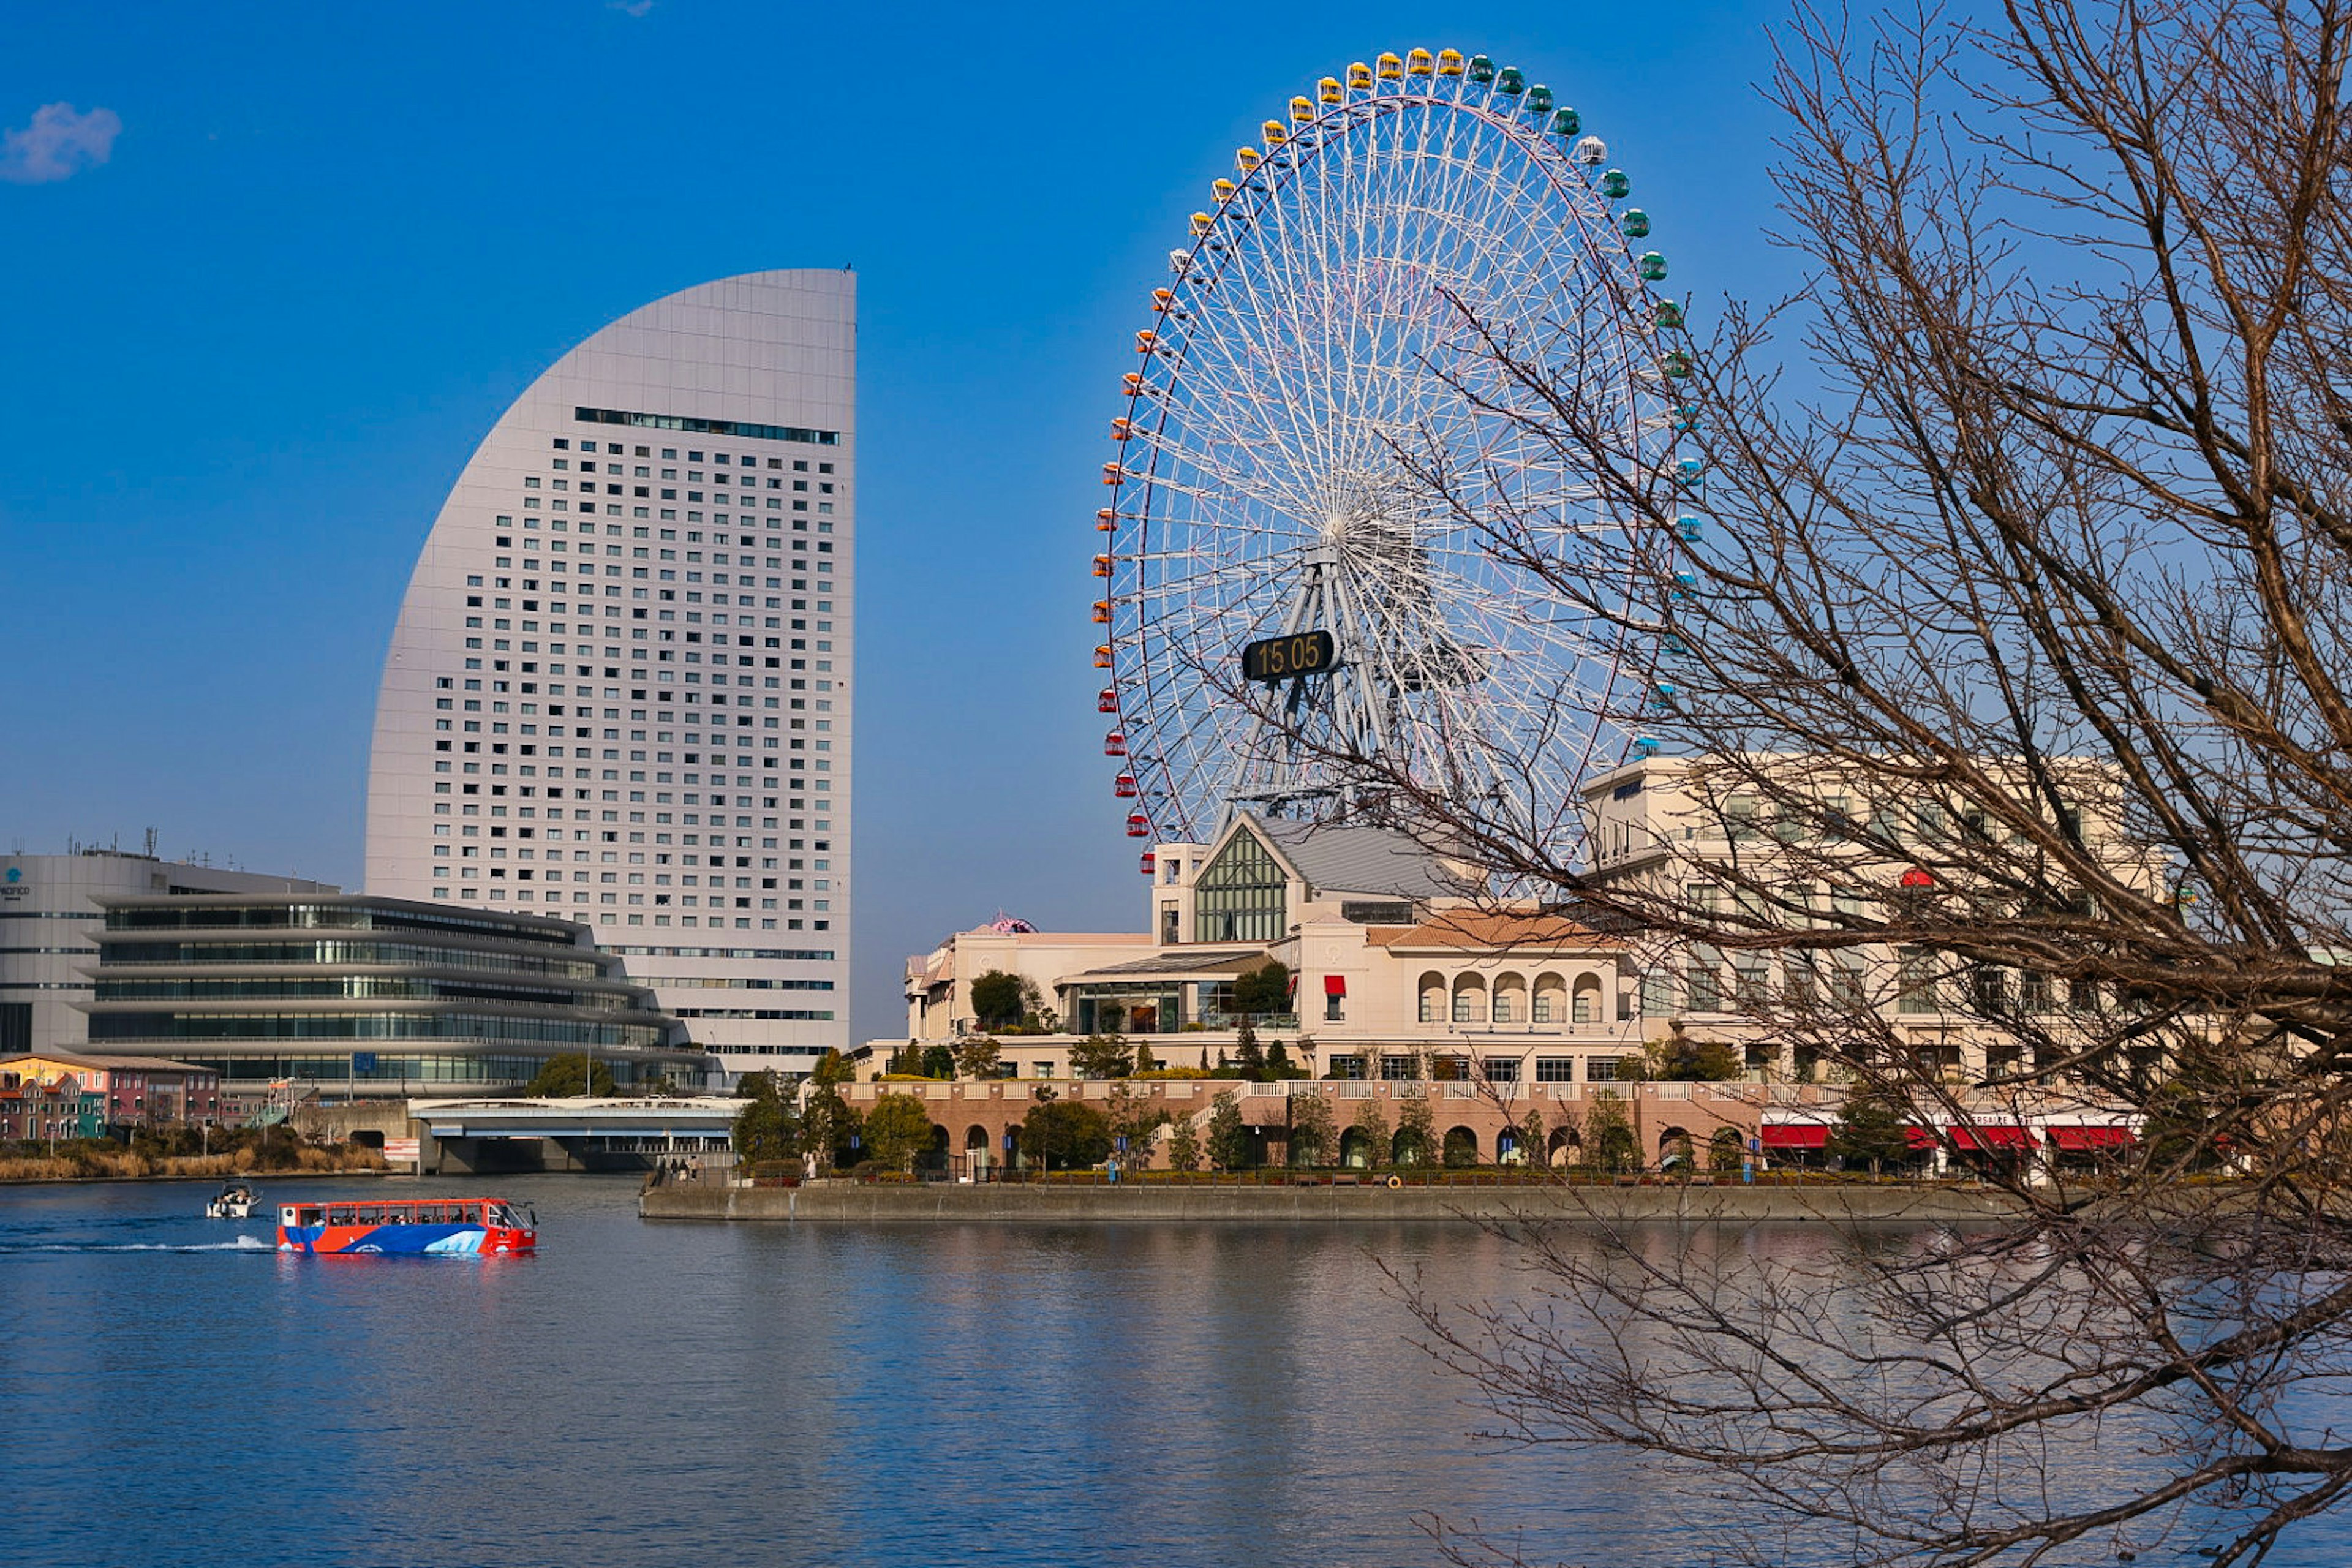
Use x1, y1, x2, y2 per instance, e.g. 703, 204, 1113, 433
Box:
414, 1096, 741, 1174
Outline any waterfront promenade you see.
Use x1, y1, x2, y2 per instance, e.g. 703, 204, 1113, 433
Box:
641, 1173, 2019, 1224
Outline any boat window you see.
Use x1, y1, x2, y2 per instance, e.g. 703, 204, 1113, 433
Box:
298, 1208, 322, 1226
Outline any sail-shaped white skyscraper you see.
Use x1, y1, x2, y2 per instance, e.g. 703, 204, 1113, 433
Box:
366, 270, 854, 1077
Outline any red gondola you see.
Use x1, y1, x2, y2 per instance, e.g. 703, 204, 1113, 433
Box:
1114, 774, 1138, 798
1104, 731, 1127, 756
1126, 814, 1150, 837
1097, 688, 1119, 714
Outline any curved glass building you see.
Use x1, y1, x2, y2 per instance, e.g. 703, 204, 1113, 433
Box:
84, 895, 709, 1095
364, 271, 854, 1079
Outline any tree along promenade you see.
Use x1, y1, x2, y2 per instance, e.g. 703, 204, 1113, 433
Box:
639, 1170, 2021, 1225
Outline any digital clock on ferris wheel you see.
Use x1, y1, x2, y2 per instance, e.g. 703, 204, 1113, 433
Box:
1240, 630, 1338, 684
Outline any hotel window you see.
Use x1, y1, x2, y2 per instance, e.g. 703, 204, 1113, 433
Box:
1193, 829, 1286, 943
1534, 1057, 1575, 1082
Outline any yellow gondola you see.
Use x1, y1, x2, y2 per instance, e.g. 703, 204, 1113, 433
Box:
1212, 177, 1237, 203
1436, 48, 1464, 77
1150, 287, 1174, 310
1407, 48, 1434, 75
1262, 119, 1288, 145
1347, 62, 1373, 92
1291, 95, 1316, 121
1189, 211, 1212, 235
1235, 146, 1261, 173
1376, 53, 1403, 81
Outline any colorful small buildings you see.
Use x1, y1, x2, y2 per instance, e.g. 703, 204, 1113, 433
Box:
0, 1052, 222, 1133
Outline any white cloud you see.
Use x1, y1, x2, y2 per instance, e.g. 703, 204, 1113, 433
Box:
0, 103, 123, 184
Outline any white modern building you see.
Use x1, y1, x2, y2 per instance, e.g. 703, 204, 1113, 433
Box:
0, 846, 338, 1057
366, 270, 854, 1078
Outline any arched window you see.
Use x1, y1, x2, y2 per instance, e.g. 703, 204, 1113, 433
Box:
1417, 971, 1446, 1025
1572, 973, 1604, 1024
1451, 973, 1487, 1023
1492, 973, 1527, 1024
1532, 971, 1567, 1024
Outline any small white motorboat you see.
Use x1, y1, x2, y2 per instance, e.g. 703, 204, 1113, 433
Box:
205, 1183, 261, 1219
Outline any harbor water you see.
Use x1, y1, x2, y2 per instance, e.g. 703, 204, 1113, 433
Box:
1, 1175, 2341, 1567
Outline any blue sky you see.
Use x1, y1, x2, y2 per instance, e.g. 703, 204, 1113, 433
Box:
0, 0, 1804, 1040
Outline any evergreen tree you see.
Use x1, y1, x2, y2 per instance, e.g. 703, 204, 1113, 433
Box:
1206, 1089, 1251, 1171
730, 1069, 800, 1169
970, 970, 1026, 1030
525, 1053, 614, 1098
1586, 1092, 1637, 1170
1234, 1020, 1267, 1081
800, 1049, 863, 1172
951, 1036, 1002, 1080
1830, 1086, 1916, 1175
1354, 1098, 1390, 1170
1068, 1032, 1136, 1080
1395, 1085, 1436, 1166
1287, 1090, 1336, 1167
1232, 960, 1292, 1015
863, 1093, 936, 1172
1166, 1114, 1204, 1174
1517, 1106, 1547, 1168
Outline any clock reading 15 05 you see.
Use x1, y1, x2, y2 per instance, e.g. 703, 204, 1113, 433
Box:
1240, 630, 1337, 684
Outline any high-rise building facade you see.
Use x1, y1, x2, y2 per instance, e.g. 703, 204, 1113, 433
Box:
366, 271, 853, 1078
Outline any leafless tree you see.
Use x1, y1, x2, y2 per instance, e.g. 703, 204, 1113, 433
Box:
1256, 0, 2352, 1560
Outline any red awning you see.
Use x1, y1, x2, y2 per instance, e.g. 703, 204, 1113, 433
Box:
2049, 1125, 2134, 1151
1905, 1126, 1940, 1151
1324, 974, 1347, 997
1948, 1124, 2035, 1152
1760, 1124, 1828, 1149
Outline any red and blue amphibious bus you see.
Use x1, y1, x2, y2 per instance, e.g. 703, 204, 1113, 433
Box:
276, 1196, 536, 1256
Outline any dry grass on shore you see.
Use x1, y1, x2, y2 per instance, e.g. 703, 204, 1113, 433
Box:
0, 1142, 389, 1184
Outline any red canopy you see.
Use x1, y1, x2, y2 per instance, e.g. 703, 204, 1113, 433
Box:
2049, 1125, 2134, 1151
1947, 1124, 2035, 1152
1760, 1124, 1828, 1149
1323, 974, 1346, 997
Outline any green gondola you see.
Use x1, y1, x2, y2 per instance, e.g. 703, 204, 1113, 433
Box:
1638, 251, 1668, 281
1600, 168, 1631, 200
1468, 55, 1495, 83
1526, 85, 1553, 113
1496, 66, 1525, 94
1551, 107, 1581, 136
1622, 209, 1651, 238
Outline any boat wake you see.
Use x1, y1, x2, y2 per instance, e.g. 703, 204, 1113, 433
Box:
0, 1235, 276, 1254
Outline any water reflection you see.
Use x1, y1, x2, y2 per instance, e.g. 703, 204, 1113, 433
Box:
0, 1180, 2343, 1567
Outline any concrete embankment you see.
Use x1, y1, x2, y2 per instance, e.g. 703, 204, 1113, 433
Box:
640, 1179, 2020, 1225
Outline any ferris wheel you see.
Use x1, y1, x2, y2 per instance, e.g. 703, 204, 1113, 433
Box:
1092, 47, 1691, 866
